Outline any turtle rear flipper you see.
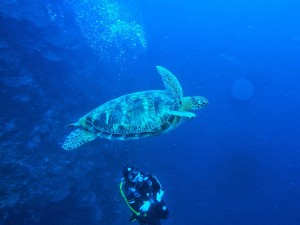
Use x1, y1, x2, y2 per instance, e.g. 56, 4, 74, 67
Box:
62, 129, 97, 150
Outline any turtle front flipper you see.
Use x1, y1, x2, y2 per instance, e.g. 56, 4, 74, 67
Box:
62, 129, 97, 150
156, 66, 183, 99
169, 110, 196, 119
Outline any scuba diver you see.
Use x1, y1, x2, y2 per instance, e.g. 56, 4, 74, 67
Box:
120, 165, 169, 225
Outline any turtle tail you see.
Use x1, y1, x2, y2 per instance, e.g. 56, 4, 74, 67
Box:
65, 122, 80, 128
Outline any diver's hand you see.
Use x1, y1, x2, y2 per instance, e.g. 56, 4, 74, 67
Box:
156, 190, 164, 202
140, 201, 151, 212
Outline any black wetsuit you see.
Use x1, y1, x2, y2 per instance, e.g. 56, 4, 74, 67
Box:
121, 173, 169, 225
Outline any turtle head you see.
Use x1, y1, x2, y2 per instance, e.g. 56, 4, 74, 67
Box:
182, 96, 208, 110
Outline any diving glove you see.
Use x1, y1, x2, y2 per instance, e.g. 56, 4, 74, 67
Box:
156, 190, 164, 202
140, 201, 151, 212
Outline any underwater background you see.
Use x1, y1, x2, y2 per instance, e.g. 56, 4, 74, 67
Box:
1, 0, 300, 224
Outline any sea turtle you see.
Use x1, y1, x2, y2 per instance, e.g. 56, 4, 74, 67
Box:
62, 66, 208, 150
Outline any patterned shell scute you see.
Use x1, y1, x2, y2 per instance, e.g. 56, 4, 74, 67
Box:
85, 90, 180, 135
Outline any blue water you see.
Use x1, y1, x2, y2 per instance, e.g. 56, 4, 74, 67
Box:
1, 0, 300, 224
